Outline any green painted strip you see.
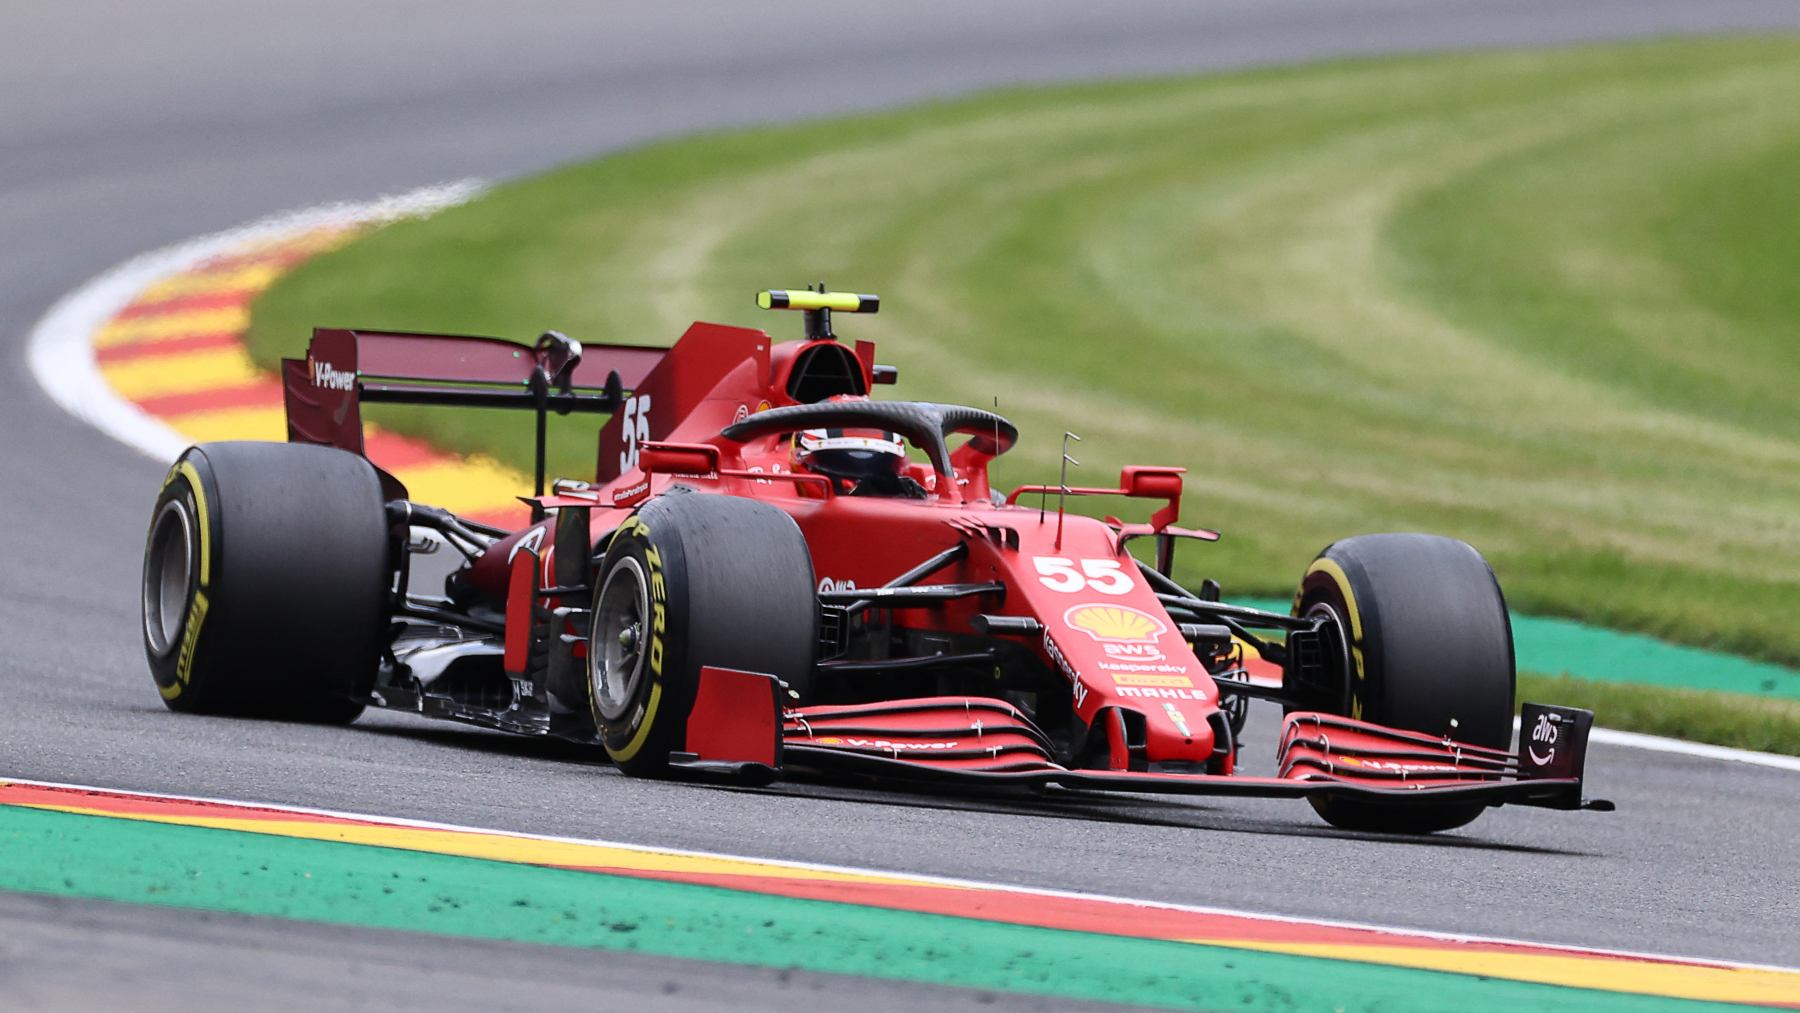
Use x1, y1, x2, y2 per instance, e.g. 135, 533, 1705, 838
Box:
0, 805, 1751, 1012
1510, 615, 1800, 700
1239, 599, 1800, 701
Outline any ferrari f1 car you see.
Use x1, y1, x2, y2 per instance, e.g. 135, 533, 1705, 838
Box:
141, 288, 1610, 833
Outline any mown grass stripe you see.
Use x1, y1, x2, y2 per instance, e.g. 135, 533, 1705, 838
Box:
0, 805, 1768, 1012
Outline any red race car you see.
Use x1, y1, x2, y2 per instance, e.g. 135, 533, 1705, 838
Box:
141, 288, 1609, 833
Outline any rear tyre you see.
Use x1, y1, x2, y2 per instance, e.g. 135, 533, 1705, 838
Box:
1294, 533, 1515, 834
588, 494, 816, 777
142, 442, 392, 722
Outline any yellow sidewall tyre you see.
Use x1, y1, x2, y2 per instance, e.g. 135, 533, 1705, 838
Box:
1293, 533, 1515, 834
589, 493, 815, 777
141, 442, 390, 723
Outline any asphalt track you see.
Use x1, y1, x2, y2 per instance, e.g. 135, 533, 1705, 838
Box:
5, 2, 1800, 1006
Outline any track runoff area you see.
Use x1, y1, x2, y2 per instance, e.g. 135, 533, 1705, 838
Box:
28, 184, 532, 531
4, 777, 1796, 1011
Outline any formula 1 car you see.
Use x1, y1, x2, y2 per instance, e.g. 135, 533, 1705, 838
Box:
141, 288, 1610, 833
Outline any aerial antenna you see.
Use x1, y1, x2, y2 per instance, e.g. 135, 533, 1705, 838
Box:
992, 396, 1002, 501
1056, 431, 1081, 550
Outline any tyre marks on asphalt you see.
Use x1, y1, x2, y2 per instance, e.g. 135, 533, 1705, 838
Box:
85, 223, 526, 527
3, 779, 1794, 1010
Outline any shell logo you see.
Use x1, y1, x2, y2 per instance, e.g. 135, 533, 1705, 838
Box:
1062, 604, 1166, 644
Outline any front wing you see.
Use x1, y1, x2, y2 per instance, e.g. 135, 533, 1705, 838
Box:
678, 670, 1611, 813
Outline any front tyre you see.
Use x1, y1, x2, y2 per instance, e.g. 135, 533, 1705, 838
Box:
142, 442, 391, 722
1294, 533, 1515, 834
589, 494, 816, 777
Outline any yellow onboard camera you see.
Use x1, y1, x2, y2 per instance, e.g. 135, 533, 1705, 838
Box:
756, 286, 879, 341
756, 289, 879, 314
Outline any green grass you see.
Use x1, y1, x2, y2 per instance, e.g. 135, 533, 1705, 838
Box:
1518, 673, 1800, 756
247, 36, 1800, 672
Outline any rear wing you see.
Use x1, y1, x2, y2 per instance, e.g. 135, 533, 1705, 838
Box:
282, 327, 667, 495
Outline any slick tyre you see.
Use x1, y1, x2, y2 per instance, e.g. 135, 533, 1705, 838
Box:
1294, 533, 1515, 834
588, 494, 816, 777
142, 442, 391, 723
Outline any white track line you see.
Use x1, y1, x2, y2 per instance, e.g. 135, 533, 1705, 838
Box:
25, 181, 484, 462
1589, 727, 1800, 772
25, 183, 1799, 776
8, 773, 1795, 976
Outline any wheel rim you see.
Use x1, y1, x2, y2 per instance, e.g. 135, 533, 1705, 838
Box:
1304, 599, 1354, 711
143, 498, 194, 657
590, 557, 650, 722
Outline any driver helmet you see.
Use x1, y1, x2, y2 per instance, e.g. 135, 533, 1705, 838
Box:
793, 427, 907, 484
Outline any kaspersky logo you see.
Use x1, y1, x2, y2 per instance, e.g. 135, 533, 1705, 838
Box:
1063, 603, 1167, 661
309, 357, 355, 391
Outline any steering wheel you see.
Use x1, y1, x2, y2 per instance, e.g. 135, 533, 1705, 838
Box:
720, 400, 1017, 485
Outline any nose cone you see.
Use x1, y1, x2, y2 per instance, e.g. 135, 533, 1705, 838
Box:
1149, 699, 1215, 759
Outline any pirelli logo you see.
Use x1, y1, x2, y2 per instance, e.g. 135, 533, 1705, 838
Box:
1112, 673, 1193, 688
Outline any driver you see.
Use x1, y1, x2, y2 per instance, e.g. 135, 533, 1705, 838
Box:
793, 427, 928, 498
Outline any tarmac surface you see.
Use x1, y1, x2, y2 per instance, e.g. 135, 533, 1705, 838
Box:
4, 2, 1800, 1006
